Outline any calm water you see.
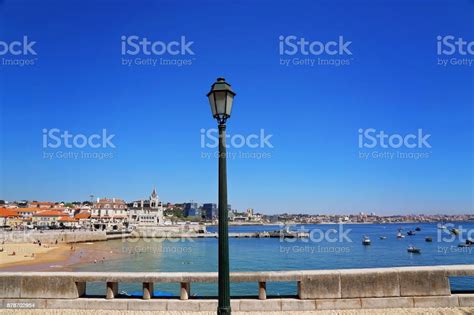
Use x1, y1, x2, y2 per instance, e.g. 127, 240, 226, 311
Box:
73, 223, 474, 297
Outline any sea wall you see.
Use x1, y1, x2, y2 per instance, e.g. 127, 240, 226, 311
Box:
0, 231, 107, 244
1, 265, 474, 311
134, 225, 205, 238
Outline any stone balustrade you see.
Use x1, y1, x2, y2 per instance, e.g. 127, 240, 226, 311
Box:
1, 265, 474, 311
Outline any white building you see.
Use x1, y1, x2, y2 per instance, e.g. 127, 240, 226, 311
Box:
128, 188, 164, 226
91, 198, 128, 230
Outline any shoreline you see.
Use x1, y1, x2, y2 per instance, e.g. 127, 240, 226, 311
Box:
1, 220, 472, 271
0, 243, 70, 269
207, 220, 474, 226
0, 240, 127, 272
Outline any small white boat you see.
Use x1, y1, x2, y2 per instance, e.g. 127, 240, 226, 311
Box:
397, 232, 405, 239
379, 236, 387, 240
407, 246, 421, 254
362, 236, 371, 246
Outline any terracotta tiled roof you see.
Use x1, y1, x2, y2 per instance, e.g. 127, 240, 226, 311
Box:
0, 208, 19, 217
75, 212, 91, 219
15, 208, 41, 213
33, 210, 65, 217
96, 198, 125, 203
59, 216, 77, 222
30, 201, 54, 205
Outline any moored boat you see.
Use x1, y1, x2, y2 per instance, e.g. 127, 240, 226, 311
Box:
362, 236, 371, 246
425, 237, 433, 242
450, 228, 460, 235
415, 227, 421, 231
407, 246, 421, 254
407, 230, 416, 236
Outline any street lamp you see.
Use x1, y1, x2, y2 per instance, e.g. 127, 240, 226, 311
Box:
207, 77, 236, 315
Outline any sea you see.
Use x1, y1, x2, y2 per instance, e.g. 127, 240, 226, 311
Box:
69, 222, 474, 297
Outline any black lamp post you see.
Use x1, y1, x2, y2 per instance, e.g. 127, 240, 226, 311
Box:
207, 77, 236, 315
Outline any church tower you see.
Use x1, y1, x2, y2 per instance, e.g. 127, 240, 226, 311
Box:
149, 187, 164, 224
150, 187, 159, 209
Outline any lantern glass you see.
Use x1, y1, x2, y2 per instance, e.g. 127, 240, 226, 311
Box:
214, 91, 227, 116
225, 92, 234, 116
208, 94, 217, 117
207, 78, 236, 122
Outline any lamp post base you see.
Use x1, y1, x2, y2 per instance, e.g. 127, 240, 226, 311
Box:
218, 306, 231, 315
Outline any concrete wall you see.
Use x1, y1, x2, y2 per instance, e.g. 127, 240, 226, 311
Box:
298, 267, 451, 299
134, 225, 205, 238
0, 265, 473, 311
0, 231, 107, 244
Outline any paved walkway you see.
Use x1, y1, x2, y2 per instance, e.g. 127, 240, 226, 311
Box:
2, 308, 474, 315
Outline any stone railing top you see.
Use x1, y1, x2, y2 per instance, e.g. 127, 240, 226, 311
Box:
1, 265, 473, 283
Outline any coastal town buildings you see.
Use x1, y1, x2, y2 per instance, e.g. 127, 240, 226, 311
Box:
74, 211, 92, 229
15, 208, 40, 220
0, 208, 20, 227
27, 201, 63, 209
127, 188, 164, 226
91, 198, 128, 230
202, 203, 217, 220
32, 210, 68, 228
1, 198, 474, 230
58, 215, 79, 228
184, 202, 201, 218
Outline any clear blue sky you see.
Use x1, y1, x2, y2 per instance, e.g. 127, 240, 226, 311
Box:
0, 0, 472, 214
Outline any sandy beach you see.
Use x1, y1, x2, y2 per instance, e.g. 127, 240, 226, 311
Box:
0, 243, 70, 269
0, 239, 126, 271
